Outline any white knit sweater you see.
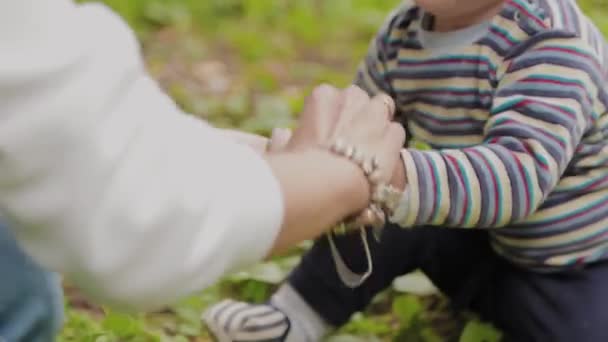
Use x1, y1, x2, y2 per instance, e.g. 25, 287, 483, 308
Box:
0, 0, 284, 310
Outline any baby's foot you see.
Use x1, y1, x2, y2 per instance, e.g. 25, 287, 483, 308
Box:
203, 299, 296, 341
203, 285, 329, 342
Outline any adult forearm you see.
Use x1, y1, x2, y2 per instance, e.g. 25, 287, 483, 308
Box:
266, 149, 369, 255
0, 0, 385, 311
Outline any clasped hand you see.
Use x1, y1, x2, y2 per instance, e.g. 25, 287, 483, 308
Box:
224, 84, 406, 215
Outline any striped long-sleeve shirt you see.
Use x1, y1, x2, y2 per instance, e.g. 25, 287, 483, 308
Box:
356, 0, 608, 270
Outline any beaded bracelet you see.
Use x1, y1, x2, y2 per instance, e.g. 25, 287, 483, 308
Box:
328, 138, 381, 228
325, 137, 405, 288
327, 138, 403, 235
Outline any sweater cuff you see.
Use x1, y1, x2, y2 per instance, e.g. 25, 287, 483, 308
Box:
389, 149, 449, 227
389, 150, 419, 227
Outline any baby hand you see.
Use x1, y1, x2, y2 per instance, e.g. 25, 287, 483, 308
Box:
390, 151, 407, 191
267, 127, 293, 152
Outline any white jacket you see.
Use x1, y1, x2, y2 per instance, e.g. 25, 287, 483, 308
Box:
0, 0, 283, 310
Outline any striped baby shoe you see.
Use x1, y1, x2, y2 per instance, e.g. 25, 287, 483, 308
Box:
203, 299, 300, 342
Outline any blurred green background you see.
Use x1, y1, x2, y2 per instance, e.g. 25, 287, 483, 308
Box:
60, 0, 608, 341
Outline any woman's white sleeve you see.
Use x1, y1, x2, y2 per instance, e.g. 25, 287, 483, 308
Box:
0, 0, 284, 310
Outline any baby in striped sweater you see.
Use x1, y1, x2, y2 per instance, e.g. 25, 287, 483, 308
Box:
206, 0, 608, 340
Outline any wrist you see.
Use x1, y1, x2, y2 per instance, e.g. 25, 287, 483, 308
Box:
308, 148, 370, 214
391, 151, 407, 191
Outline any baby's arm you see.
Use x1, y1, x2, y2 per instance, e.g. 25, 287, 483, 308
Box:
391, 33, 603, 228
352, 9, 601, 229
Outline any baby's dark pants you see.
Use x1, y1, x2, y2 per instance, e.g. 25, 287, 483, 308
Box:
288, 225, 608, 341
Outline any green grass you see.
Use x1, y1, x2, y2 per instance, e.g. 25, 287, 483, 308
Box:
61, 0, 608, 341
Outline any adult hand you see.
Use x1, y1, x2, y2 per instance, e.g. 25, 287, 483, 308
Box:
285, 84, 344, 151
289, 83, 405, 197
328, 86, 405, 187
